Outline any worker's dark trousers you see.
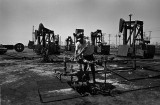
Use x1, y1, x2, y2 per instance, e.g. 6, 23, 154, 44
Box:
83, 54, 96, 83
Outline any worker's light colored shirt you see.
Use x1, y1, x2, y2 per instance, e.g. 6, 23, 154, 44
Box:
75, 39, 94, 57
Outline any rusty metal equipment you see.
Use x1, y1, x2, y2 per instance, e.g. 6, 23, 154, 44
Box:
65, 36, 74, 51
118, 18, 155, 58
32, 23, 60, 56
0, 43, 24, 54
43, 56, 160, 100
91, 30, 110, 55
54, 59, 115, 96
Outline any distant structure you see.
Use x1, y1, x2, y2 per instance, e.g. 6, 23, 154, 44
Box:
118, 17, 155, 58
91, 29, 110, 55
28, 23, 61, 60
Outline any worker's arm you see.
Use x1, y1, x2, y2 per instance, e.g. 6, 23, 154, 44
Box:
75, 46, 87, 59
75, 41, 89, 59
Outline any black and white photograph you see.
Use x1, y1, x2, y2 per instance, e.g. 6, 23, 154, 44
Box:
1, 0, 160, 105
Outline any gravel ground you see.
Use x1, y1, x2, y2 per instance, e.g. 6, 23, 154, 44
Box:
1, 48, 160, 105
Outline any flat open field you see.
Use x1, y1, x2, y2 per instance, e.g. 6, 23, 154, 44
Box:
1, 48, 160, 105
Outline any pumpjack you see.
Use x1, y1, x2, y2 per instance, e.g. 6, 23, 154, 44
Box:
118, 18, 155, 58
64, 29, 84, 52
29, 23, 60, 56
91, 30, 110, 55
65, 36, 74, 52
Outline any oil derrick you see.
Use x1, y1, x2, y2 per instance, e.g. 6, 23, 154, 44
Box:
33, 23, 60, 61
91, 30, 110, 55
118, 18, 155, 58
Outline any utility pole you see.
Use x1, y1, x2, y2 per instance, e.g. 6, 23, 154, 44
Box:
118, 34, 121, 45
102, 33, 106, 43
60, 36, 61, 46
143, 32, 146, 38
129, 14, 133, 46
108, 34, 111, 45
115, 34, 118, 47
32, 26, 35, 43
148, 31, 152, 41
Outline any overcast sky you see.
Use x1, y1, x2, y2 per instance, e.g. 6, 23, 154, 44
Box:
1, 0, 160, 45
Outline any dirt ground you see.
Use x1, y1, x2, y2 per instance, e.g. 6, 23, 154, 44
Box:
1, 48, 160, 105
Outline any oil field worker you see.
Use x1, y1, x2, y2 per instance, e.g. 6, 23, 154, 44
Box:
74, 35, 96, 84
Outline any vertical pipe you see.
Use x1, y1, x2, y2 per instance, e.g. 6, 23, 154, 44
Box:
118, 35, 121, 45
32, 26, 35, 44
124, 25, 127, 45
108, 34, 111, 45
141, 23, 143, 41
105, 71, 106, 84
64, 56, 67, 74
104, 61, 107, 84
129, 14, 132, 46
73, 33, 76, 46
148, 31, 152, 41
101, 32, 102, 43
116, 34, 117, 47
42, 31, 45, 48
133, 21, 137, 70
38, 35, 41, 45
48, 33, 50, 53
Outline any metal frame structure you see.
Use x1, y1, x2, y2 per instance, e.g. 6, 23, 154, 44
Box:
118, 18, 155, 58
91, 30, 103, 46
119, 18, 145, 46
53, 58, 160, 97
34, 23, 60, 55
91, 30, 110, 55
73, 29, 84, 44
65, 36, 74, 51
